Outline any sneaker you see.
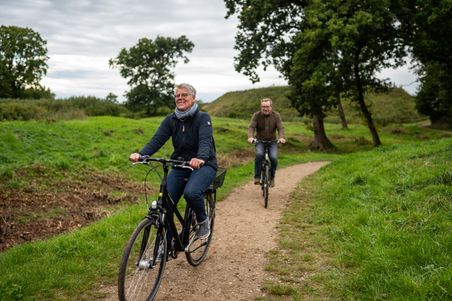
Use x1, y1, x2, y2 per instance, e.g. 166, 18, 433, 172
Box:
254, 178, 260, 185
196, 219, 210, 239
270, 178, 275, 187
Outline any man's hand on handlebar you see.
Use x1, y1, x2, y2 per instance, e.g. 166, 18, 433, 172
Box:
247, 137, 255, 144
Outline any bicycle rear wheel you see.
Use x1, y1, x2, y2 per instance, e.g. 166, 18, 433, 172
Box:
185, 191, 216, 266
118, 218, 167, 301
263, 163, 270, 208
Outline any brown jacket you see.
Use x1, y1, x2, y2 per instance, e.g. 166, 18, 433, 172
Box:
248, 111, 285, 141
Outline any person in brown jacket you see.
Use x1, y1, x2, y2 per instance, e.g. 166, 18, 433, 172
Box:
247, 97, 286, 187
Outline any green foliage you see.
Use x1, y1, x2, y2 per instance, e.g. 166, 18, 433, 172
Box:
109, 35, 194, 116
224, 0, 308, 82
415, 63, 452, 128
394, 0, 452, 128
0, 96, 128, 121
62, 95, 125, 116
0, 26, 49, 98
395, 0, 451, 70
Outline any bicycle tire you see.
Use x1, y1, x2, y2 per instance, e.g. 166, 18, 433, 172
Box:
185, 191, 216, 266
264, 163, 270, 208
118, 218, 167, 301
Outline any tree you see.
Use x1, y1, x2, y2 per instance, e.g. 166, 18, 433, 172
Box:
416, 63, 451, 127
105, 92, 119, 103
0, 26, 48, 98
224, 0, 338, 150
109, 35, 194, 116
323, 0, 406, 146
288, 11, 339, 150
394, 0, 452, 128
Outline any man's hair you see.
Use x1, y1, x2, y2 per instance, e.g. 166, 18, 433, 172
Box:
176, 83, 196, 97
261, 98, 272, 105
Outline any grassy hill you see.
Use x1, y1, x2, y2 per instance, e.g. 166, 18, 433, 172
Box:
0, 116, 450, 300
203, 85, 423, 125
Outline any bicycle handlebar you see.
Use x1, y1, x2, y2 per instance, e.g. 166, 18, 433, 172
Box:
133, 155, 194, 170
253, 139, 279, 144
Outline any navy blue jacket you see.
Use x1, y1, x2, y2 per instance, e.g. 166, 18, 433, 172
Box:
139, 110, 217, 170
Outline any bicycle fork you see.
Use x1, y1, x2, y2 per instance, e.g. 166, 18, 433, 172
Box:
137, 204, 166, 270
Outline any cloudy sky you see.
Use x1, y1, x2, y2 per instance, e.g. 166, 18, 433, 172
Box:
1, 0, 419, 102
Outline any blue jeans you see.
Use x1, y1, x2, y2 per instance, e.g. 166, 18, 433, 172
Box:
254, 141, 278, 179
166, 165, 216, 223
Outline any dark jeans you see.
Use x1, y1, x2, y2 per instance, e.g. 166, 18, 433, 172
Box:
254, 141, 278, 179
165, 165, 216, 249
166, 165, 216, 223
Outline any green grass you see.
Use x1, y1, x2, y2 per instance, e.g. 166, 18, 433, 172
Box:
264, 138, 452, 300
0, 115, 450, 300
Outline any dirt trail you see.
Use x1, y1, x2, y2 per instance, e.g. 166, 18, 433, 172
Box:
103, 161, 329, 300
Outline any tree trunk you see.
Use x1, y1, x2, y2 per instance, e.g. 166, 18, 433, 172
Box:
309, 113, 335, 151
336, 95, 348, 129
354, 60, 381, 146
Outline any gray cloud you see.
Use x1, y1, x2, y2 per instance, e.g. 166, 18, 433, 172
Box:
1, 0, 417, 101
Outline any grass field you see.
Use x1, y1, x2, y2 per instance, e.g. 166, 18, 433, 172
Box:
264, 138, 451, 300
0, 116, 450, 300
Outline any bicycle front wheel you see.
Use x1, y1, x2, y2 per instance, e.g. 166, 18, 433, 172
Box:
118, 218, 167, 301
185, 191, 216, 266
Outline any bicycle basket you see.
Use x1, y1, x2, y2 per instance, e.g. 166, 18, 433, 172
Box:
212, 167, 227, 189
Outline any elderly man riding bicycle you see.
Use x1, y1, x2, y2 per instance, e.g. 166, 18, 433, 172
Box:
247, 97, 286, 187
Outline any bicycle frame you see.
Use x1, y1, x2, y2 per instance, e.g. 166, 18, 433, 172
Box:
119, 156, 222, 301
141, 157, 196, 255
254, 139, 277, 208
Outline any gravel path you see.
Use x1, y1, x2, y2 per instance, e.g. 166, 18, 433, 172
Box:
102, 161, 329, 300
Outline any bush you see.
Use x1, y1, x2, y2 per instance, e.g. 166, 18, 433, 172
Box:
0, 101, 47, 121
0, 97, 128, 121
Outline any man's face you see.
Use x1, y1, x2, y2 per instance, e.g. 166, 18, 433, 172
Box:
175, 87, 195, 111
260, 101, 272, 115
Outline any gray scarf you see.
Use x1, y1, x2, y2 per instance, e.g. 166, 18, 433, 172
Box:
175, 103, 198, 120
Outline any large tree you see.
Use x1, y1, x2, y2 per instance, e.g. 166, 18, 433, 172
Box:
109, 35, 194, 115
394, 0, 452, 128
226, 0, 406, 148
224, 0, 339, 150
288, 10, 339, 150
0, 26, 48, 98
320, 0, 406, 146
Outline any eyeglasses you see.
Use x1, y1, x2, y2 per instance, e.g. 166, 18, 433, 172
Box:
175, 93, 191, 98
261, 105, 271, 108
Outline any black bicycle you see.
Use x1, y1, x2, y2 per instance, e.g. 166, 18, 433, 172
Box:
254, 139, 277, 208
118, 156, 226, 301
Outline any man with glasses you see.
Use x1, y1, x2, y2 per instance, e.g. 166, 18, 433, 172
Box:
129, 83, 217, 240
247, 98, 286, 187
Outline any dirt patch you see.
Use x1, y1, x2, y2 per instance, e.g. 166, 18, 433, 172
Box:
0, 170, 143, 251
101, 161, 329, 300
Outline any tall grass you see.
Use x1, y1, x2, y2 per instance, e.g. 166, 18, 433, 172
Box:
264, 138, 451, 300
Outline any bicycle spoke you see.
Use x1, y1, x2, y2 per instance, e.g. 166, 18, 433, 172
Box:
185, 192, 215, 266
118, 219, 167, 301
